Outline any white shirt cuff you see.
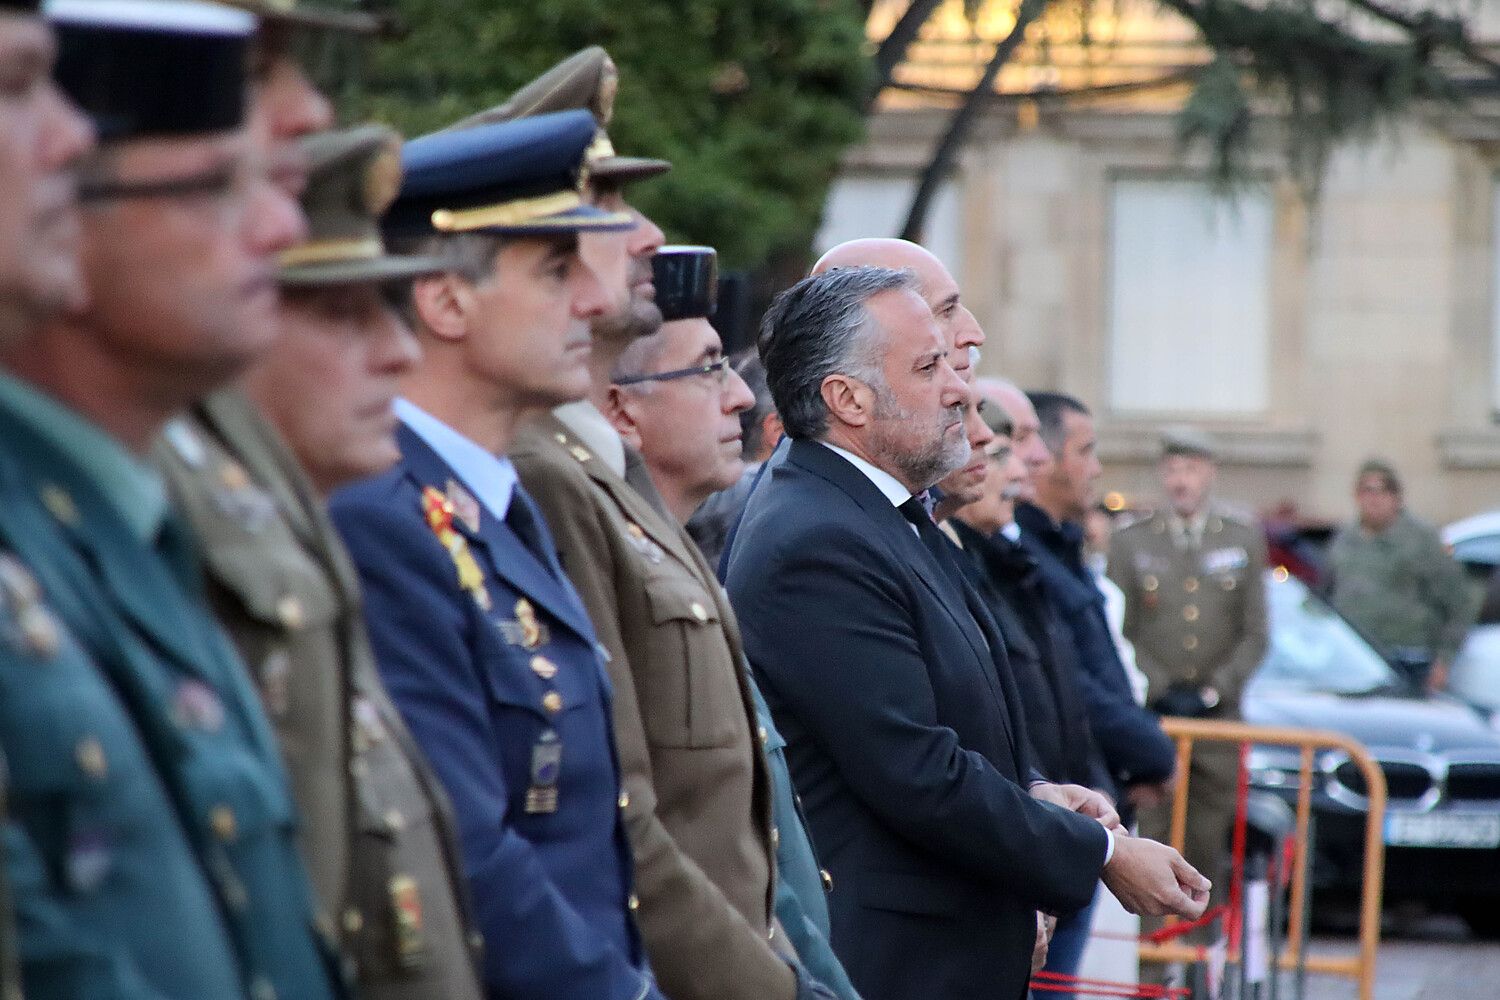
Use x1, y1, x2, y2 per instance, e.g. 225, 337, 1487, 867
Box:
1103, 826, 1117, 867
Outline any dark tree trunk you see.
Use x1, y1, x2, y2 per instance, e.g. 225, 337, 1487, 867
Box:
899, 0, 1051, 242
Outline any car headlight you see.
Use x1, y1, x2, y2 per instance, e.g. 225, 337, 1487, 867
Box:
1247, 746, 1304, 788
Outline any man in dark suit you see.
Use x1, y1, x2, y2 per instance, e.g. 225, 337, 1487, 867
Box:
1005, 387, 1178, 812
331, 112, 669, 1000
725, 267, 1210, 1000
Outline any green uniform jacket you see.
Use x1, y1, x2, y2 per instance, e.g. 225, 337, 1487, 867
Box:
0, 451, 243, 1000
0, 387, 339, 1000
1107, 509, 1269, 715
155, 390, 483, 1000
1328, 511, 1477, 664
511, 414, 798, 1000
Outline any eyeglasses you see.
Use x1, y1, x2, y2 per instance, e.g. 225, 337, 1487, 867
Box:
615, 355, 732, 387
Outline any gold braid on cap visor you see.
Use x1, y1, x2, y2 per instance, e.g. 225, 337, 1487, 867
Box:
279, 237, 384, 268
430, 191, 583, 233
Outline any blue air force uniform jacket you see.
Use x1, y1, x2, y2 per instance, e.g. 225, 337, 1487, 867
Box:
331, 424, 661, 1000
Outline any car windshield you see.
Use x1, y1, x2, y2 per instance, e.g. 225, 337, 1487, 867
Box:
1252, 571, 1400, 695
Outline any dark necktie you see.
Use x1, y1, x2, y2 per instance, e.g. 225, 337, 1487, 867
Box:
899, 496, 957, 575
505, 486, 564, 580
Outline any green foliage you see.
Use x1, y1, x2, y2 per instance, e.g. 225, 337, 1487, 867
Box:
352, 0, 872, 269
1163, 0, 1459, 197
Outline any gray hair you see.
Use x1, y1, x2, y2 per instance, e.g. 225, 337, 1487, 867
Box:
757, 266, 916, 441
382, 231, 510, 331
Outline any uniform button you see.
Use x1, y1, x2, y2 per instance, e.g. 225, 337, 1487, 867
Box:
211, 805, 237, 842
1142, 575, 1159, 592
553, 433, 568, 444
771, 827, 780, 849
758, 726, 769, 746
542, 691, 563, 714
468, 931, 485, 953
530, 655, 558, 680
768, 923, 776, 941
343, 908, 364, 935
618, 791, 630, 810
1183, 635, 1199, 651
1221, 576, 1237, 591
276, 595, 305, 630
820, 869, 834, 892
689, 602, 709, 623
250, 976, 277, 1000
385, 809, 405, 833
40, 484, 78, 526
1183, 605, 1200, 622
75, 737, 108, 780
628, 894, 640, 911
1184, 577, 1199, 593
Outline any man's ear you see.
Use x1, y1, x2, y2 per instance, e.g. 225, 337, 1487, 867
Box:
761, 410, 784, 451
604, 385, 645, 451
410, 274, 473, 344
820, 374, 872, 430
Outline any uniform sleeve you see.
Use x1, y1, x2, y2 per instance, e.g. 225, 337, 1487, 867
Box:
1420, 527, 1478, 663
6, 821, 168, 1000
1214, 528, 1270, 709
731, 522, 1107, 916
513, 454, 798, 1000
331, 492, 664, 1000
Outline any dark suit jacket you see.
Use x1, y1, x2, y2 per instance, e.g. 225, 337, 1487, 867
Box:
332, 424, 661, 1000
1013, 504, 1175, 794
725, 441, 1108, 1000
949, 521, 1110, 791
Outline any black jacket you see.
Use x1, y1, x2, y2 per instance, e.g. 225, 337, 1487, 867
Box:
726, 442, 1108, 1000
950, 520, 1111, 791
1014, 504, 1176, 793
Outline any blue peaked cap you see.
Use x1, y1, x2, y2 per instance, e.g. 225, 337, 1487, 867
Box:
384, 109, 635, 239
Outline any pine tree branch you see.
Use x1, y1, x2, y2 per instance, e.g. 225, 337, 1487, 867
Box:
1339, 0, 1500, 80
868, 0, 948, 110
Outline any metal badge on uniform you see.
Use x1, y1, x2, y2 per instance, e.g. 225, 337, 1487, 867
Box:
624, 522, 664, 564
498, 597, 550, 650
387, 874, 428, 971
210, 462, 279, 534
525, 729, 563, 814
0, 556, 61, 659
1202, 547, 1249, 574
172, 678, 226, 732
444, 478, 481, 533
352, 696, 387, 753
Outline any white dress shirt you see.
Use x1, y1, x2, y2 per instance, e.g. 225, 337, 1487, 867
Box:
818, 441, 919, 536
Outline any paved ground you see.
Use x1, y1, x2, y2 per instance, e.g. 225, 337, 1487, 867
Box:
1283, 908, 1499, 1000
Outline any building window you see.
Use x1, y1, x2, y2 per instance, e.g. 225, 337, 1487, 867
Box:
1107, 178, 1272, 415
816, 175, 962, 278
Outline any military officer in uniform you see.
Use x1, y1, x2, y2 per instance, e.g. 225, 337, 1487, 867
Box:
332, 111, 670, 1000
158, 126, 486, 999
1107, 428, 1268, 903
0, 5, 341, 999
491, 50, 838, 1000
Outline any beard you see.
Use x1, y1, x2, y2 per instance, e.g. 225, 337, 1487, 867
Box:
868, 391, 970, 492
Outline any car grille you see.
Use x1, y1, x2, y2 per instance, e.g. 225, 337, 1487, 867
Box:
1447, 762, 1500, 802
1332, 759, 1434, 801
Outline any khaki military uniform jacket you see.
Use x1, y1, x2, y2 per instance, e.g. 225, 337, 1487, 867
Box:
511, 413, 795, 1000
155, 390, 482, 1000
1107, 509, 1269, 714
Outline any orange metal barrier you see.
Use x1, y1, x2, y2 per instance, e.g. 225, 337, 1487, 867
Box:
1136, 718, 1387, 1000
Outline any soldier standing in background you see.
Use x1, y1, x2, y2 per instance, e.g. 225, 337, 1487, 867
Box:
1108, 428, 1268, 922
1328, 458, 1476, 693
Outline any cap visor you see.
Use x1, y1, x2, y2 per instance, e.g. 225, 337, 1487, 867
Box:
592, 155, 671, 182
471, 205, 636, 236
258, 6, 379, 34
278, 254, 447, 288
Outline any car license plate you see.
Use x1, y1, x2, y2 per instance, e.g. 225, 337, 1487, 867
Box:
1384, 813, 1500, 849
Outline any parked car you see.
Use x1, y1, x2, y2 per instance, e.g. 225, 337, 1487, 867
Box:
1243, 570, 1500, 936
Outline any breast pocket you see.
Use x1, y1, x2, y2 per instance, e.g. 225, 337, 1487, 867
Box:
199, 537, 340, 723
0, 655, 167, 898
639, 574, 742, 749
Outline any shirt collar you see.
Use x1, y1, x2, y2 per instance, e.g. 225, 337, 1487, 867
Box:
554, 400, 626, 477
818, 441, 912, 509
0, 371, 167, 542
394, 397, 517, 521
